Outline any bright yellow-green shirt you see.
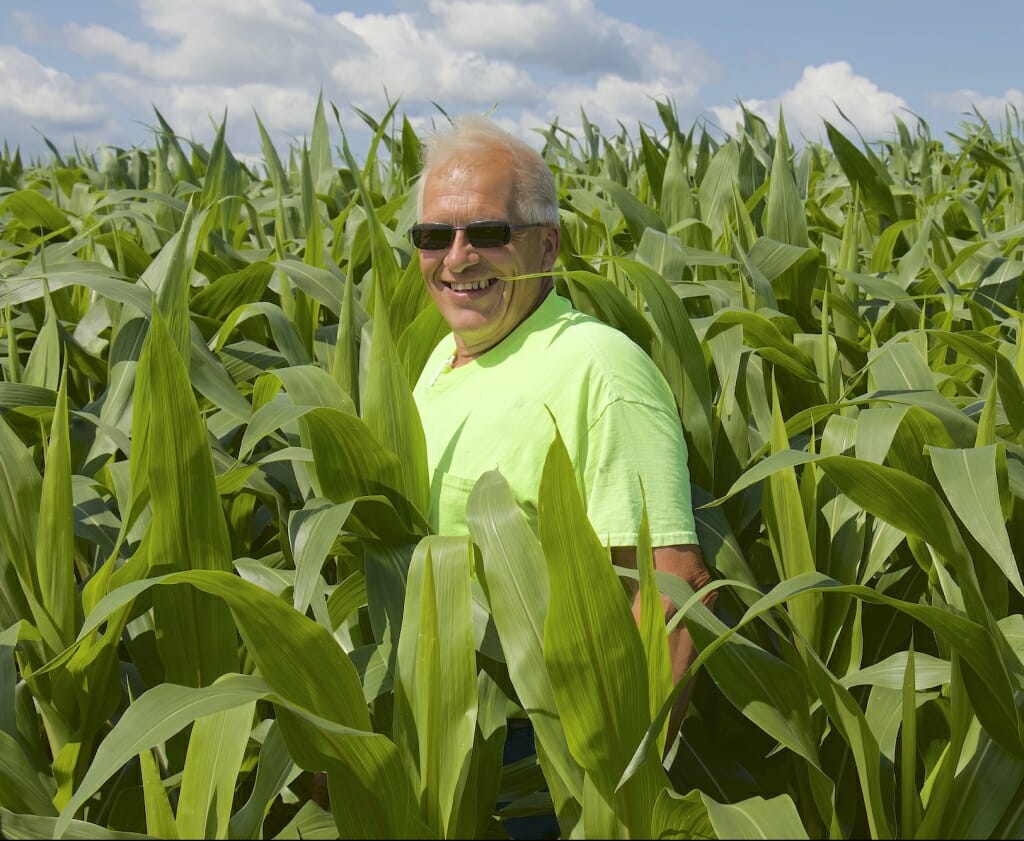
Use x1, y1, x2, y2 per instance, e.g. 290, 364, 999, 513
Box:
412, 291, 697, 547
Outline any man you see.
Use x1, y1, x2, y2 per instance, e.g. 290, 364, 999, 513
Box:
410, 115, 714, 740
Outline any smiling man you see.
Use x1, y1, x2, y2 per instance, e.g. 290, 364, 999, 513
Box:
410, 116, 714, 763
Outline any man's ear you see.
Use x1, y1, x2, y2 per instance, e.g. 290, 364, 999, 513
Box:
541, 224, 561, 271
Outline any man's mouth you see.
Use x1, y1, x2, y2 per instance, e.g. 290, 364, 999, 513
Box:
444, 278, 497, 292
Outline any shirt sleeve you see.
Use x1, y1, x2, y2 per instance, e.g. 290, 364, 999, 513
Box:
582, 396, 699, 548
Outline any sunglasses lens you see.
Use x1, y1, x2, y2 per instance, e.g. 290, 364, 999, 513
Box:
410, 221, 515, 249
411, 224, 453, 250
466, 222, 511, 248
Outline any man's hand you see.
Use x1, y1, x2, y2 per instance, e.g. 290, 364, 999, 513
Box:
611, 543, 716, 746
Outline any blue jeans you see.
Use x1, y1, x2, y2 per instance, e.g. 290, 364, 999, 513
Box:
500, 719, 561, 839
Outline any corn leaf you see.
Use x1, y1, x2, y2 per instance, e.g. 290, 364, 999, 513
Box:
539, 423, 666, 836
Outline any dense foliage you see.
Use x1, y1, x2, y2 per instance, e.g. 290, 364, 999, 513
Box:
1, 99, 1023, 839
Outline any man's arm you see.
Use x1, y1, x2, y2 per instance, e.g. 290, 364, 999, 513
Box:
611, 543, 716, 746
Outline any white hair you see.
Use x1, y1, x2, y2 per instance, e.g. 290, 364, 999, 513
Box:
415, 115, 559, 225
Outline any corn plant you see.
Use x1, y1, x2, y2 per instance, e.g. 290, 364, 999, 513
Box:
0, 97, 1022, 839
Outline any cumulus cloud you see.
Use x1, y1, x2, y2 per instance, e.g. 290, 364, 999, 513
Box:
0, 46, 117, 151
929, 88, 1024, 125
2, 0, 714, 157
66, 0, 362, 86
0, 46, 103, 124
428, 0, 715, 83
711, 62, 907, 141
331, 11, 542, 110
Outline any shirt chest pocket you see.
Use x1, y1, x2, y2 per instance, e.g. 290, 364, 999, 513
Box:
436, 473, 478, 536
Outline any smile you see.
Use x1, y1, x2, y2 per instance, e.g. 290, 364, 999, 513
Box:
445, 278, 496, 292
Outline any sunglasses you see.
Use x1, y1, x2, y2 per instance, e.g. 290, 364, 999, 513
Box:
409, 220, 546, 250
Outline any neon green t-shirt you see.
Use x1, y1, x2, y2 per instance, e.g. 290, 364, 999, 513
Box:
412, 291, 698, 547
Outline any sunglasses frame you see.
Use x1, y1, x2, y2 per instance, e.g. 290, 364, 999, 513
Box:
409, 220, 546, 250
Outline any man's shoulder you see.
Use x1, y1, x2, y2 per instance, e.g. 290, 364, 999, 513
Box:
548, 302, 651, 364
530, 301, 674, 408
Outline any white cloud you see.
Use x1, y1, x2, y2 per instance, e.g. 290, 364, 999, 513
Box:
428, 0, 716, 83
65, 0, 362, 85
0, 46, 103, 125
331, 11, 541, 109
0, 46, 118, 152
1, 0, 719, 157
546, 74, 688, 134
711, 62, 907, 141
929, 88, 1024, 125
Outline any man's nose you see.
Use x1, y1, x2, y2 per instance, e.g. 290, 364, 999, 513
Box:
443, 229, 479, 272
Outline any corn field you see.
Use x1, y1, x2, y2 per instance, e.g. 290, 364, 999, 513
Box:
1, 98, 1023, 839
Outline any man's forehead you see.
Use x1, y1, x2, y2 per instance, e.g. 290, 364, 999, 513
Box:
430, 149, 513, 180
422, 154, 517, 210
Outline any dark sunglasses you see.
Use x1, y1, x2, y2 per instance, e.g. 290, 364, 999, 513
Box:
409, 220, 545, 250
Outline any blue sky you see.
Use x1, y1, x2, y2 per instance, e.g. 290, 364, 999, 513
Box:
2, 0, 1022, 160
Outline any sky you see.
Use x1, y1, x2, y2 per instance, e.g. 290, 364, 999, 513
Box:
2, 0, 1023, 163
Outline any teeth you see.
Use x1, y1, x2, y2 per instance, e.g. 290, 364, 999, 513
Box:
449, 279, 492, 292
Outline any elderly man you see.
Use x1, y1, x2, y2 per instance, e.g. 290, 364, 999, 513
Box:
410, 115, 713, 739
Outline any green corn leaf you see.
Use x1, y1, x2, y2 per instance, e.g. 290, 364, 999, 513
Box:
465, 470, 585, 811
300, 407, 429, 538
900, 642, 921, 837
309, 91, 334, 192
362, 286, 429, 519
825, 122, 898, 228
138, 311, 237, 686
1, 190, 70, 232
792, 631, 894, 839
696, 141, 739, 246
393, 537, 478, 836
636, 227, 688, 283
270, 364, 357, 414
396, 302, 448, 388
228, 722, 299, 841
274, 260, 345, 316
763, 113, 809, 248
0, 415, 41, 633
58, 674, 271, 836
762, 378, 820, 649
930, 330, 1024, 441
56, 569, 380, 827
928, 444, 1022, 596
580, 175, 666, 245
635, 493, 672, 757
698, 570, 1024, 762
660, 134, 695, 231
915, 654, 972, 838
176, 702, 256, 839
0, 731, 57, 816
289, 499, 355, 616
940, 722, 1024, 839
214, 301, 312, 368
702, 792, 810, 840
340, 138, 400, 314
34, 370, 77, 652
139, 747, 178, 840
539, 423, 666, 836
651, 788, 713, 840
624, 576, 822, 787
387, 245, 432, 342
332, 269, 361, 407
22, 287, 61, 391
2, 807, 151, 839
254, 111, 289, 198
191, 261, 274, 321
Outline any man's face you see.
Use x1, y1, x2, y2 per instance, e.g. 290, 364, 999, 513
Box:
417, 152, 559, 360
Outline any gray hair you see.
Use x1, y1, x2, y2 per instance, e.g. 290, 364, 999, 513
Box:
415, 115, 559, 225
